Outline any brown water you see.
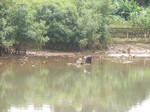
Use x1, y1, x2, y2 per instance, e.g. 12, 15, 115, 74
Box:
0, 55, 150, 112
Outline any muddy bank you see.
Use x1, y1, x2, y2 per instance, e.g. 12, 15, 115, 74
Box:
1, 43, 150, 65
107, 43, 150, 57
26, 50, 76, 57
26, 43, 150, 57
103, 43, 150, 64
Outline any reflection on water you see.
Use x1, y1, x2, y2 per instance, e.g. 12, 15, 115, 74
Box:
0, 56, 150, 112
9, 105, 54, 112
129, 94, 150, 112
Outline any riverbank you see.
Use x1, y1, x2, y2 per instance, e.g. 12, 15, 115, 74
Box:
25, 43, 150, 58
24, 42, 150, 64
107, 43, 150, 57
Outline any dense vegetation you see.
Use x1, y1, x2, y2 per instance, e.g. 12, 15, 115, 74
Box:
0, 0, 150, 54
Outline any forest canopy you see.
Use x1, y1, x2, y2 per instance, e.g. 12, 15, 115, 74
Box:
0, 0, 150, 54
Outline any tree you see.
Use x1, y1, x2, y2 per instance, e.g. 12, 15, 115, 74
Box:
0, 0, 15, 55
35, 3, 79, 43
10, 4, 49, 54
97, 0, 111, 43
112, 0, 141, 20
0, 0, 113, 53
0, 18, 15, 50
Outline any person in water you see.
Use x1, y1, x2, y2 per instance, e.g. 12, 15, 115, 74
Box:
76, 56, 92, 65
84, 56, 92, 64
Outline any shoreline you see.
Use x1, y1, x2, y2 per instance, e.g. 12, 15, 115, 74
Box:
0, 43, 150, 58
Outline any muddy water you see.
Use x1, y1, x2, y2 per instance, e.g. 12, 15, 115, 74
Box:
0, 55, 150, 112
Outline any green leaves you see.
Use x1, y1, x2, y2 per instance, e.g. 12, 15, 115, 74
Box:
0, 0, 15, 48
0, 1, 49, 54
36, 3, 79, 43
113, 0, 141, 20
129, 7, 150, 28
27, 20, 49, 47
0, 0, 112, 52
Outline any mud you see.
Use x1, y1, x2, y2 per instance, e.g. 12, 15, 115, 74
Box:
20, 43, 150, 64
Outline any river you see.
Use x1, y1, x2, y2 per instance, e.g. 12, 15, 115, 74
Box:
0, 55, 150, 112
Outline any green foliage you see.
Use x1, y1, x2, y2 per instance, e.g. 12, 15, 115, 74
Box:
11, 4, 48, 48
98, 0, 111, 42
113, 0, 141, 20
109, 15, 130, 28
74, 0, 111, 48
144, 8, 150, 28
129, 7, 150, 28
0, 18, 15, 47
0, 0, 15, 50
34, 0, 111, 49
4, 0, 150, 52
79, 38, 88, 50
0, 0, 13, 17
26, 20, 49, 48
133, 0, 150, 6
0, 0, 48, 54
110, 0, 150, 29
35, 3, 79, 43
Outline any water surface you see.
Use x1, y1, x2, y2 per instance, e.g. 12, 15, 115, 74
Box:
0, 55, 150, 112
